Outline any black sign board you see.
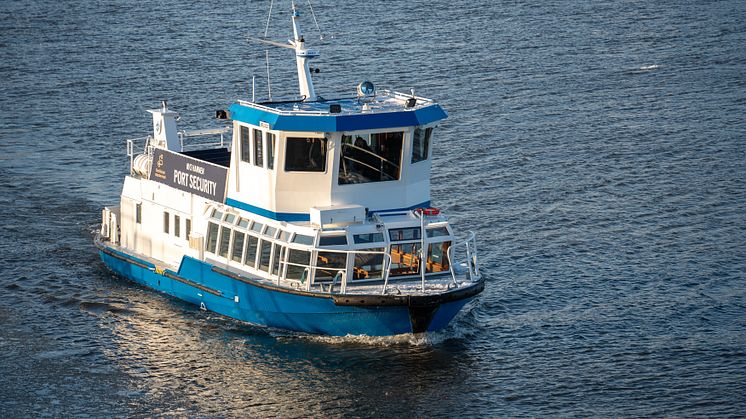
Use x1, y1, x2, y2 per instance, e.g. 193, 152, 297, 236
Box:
149, 149, 228, 202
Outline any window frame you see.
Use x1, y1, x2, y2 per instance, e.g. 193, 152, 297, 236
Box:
284, 136, 328, 173
163, 211, 170, 234
240, 125, 251, 164
253, 128, 264, 167
267, 132, 276, 170
411, 126, 433, 164
338, 130, 404, 185
135, 203, 142, 224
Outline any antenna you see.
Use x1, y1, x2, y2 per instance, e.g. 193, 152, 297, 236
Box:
264, 0, 275, 101
247, 1, 320, 101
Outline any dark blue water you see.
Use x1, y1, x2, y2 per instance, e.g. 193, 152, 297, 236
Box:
2, 0, 746, 416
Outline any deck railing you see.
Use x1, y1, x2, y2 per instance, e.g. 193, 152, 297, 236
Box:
446, 231, 481, 284
278, 247, 392, 294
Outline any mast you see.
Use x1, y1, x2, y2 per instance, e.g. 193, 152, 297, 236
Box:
291, 1, 318, 101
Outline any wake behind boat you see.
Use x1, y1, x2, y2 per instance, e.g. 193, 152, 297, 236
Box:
96, 2, 483, 336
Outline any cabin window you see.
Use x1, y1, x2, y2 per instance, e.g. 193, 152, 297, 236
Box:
426, 241, 451, 273
390, 243, 421, 276
265, 226, 277, 238
253, 129, 264, 167
315, 251, 346, 282
186, 219, 191, 239
292, 234, 315, 246
240, 126, 251, 163
426, 226, 449, 238
251, 222, 264, 233
352, 249, 384, 280
224, 213, 236, 224
163, 211, 170, 234
319, 235, 347, 246
267, 133, 275, 169
218, 226, 231, 258
211, 209, 223, 220
411, 127, 432, 163
285, 137, 327, 172
338, 132, 402, 184
279, 231, 292, 242
206, 222, 219, 253
389, 227, 421, 241
353, 233, 384, 244
259, 239, 272, 271
238, 218, 250, 229
135, 203, 142, 224
271, 244, 284, 276
174, 215, 181, 237
286, 249, 311, 281
244, 235, 259, 267
231, 231, 245, 263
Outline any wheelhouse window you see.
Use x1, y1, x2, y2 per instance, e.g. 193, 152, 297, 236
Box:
174, 214, 181, 238
411, 127, 433, 163
339, 131, 403, 184
240, 126, 251, 163
267, 133, 275, 169
285, 137, 327, 172
253, 129, 263, 167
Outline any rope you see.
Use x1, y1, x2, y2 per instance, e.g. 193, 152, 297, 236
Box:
306, 0, 323, 39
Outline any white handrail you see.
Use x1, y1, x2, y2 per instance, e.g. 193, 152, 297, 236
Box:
279, 247, 392, 295
445, 231, 480, 284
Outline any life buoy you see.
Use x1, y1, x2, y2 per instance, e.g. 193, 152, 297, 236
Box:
414, 207, 440, 216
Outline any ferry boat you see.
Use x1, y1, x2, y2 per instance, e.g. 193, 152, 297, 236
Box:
96, 2, 483, 336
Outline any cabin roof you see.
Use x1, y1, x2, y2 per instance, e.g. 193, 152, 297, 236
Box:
228, 90, 447, 132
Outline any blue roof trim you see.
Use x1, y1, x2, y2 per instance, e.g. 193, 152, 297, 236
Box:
369, 201, 431, 215
228, 103, 447, 132
226, 197, 431, 222
226, 198, 310, 222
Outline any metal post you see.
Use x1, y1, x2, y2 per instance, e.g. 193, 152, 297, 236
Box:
420, 212, 426, 292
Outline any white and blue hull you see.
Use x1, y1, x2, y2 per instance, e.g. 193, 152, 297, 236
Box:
97, 240, 482, 336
